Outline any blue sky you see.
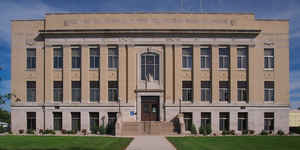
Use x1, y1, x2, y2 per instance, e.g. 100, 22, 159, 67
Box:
0, 0, 300, 111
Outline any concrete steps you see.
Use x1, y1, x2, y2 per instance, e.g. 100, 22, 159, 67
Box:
120, 121, 179, 136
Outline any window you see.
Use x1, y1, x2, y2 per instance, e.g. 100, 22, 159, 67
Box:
182, 47, 193, 69
53, 112, 62, 130
219, 47, 230, 69
184, 113, 193, 131
219, 112, 229, 131
141, 52, 159, 80
90, 112, 99, 131
107, 112, 117, 135
264, 48, 274, 69
27, 112, 36, 130
71, 112, 81, 131
27, 48, 36, 69
264, 81, 274, 102
201, 81, 211, 102
108, 81, 118, 102
264, 112, 274, 131
90, 81, 100, 102
53, 47, 63, 69
237, 81, 248, 102
72, 47, 81, 69
182, 81, 193, 102
27, 81, 36, 102
200, 48, 211, 69
72, 81, 81, 102
237, 47, 248, 69
90, 47, 100, 69
238, 112, 248, 131
108, 47, 118, 69
201, 112, 211, 128
53, 81, 63, 102
219, 81, 230, 102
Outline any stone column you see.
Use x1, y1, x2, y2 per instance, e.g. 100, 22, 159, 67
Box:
81, 45, 89, 104
63, 45, 72, 104
211, 45, 219, 104
174, 45, 182, 104
100, 45, 108, 103
127, 45, 136, 104
45, 45, 53, 104
193, 45, 201, 103
118, 45, 127, 105
63, 111, 71, 130
248, 45, 255, 104
164, 45, 174, 104
81, 111, 89, 131
230, 111, 237, 132
230, 45, 238, 104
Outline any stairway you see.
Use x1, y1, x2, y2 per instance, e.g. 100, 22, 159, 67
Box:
120, 121, 179, 136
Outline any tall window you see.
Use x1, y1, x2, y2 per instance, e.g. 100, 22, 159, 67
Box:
72, 47, 81, 69
108, 81, 118, 102
107, 112, 117, 135
200, 47, 211, 69
184, 113, 193, 131
201, 112, 211, 128
237, 47, 248, 69
264, 81, 274, 102
182, 47, 193, 69
53, 81, 63, 102
90, 112, 99, 131
27, 81, 36, 102
90, 81, 100, 102
72, 81, 81, 102
201, 81, 211, 102
27, 112, 36, 130
90, 47, 100, 69
219, 47, 230, 69
71, 112, 81, 131
53, 47, 63, 69
219, 112, 229, 131
26, 48, 36, 69
141, 52, 159, 80
108, 47, 118, 69
264, 48, 274, 69
53, 112, 62, 130
182, 81, 193, 102
264, 112, 274, 131
219, 81, 230, 102
237, 81, 248, 102
238, 112, 248, 131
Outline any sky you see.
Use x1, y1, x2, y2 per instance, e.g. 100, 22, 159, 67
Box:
0, 0, 300, 111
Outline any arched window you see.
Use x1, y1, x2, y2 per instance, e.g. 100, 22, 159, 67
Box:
141, 52, 159, 80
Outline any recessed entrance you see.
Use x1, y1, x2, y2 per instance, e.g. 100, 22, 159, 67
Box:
141, 96, 160, 121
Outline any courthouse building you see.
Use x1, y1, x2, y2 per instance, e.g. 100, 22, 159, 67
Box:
10, 12, 290, 135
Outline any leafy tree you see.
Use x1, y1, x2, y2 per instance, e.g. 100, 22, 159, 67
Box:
0, 67, 11, 123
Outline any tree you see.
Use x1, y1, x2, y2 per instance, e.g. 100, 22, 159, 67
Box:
0, 66, 11, 123
0, 109, 9, 123
0, 66, 11, 106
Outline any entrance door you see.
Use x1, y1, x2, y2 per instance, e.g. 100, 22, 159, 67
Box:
141, 96, 159, 121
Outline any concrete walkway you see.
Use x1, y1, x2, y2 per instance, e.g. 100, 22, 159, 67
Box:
126, 136, 176, 150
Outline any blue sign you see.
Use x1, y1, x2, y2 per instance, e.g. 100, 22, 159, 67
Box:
130, 111, 135, 116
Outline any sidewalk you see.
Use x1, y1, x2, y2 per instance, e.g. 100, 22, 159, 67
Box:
126, 136, 176, 150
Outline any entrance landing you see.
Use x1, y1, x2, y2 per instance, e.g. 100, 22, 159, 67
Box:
126, 136, 176, 150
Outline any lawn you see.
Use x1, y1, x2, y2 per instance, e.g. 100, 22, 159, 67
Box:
167, 136, 300, 150
0, 136, 133, 150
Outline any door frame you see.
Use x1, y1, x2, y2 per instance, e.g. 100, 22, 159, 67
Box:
136, 92, 164, 121
141, 96, 160, 121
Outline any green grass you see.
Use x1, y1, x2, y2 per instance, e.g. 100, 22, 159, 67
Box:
167, 136, 300, 150
0, 136, 133, 150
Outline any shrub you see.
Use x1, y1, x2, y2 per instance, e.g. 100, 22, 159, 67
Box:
260, 130, 269, 135
39, 129, 44, 134
19, 129, 24, 134
190, 124, 197, 135
61, 129, 67, 134
0, 126, 4, 133
99, 125, 106, 135
26, 129, 35, 134
91, 127, 98, 134
242, 130, 248, 135
249, 130, 255, 135
277, 130, 285, 136
222, 130, 230, 135
230, 130, 235, 135
81, 129, 88, 135
44, 129, 56, 135
71, 130, 78, 134
199, 127, 205, 135
8, 130, 12, 134
199, 125, 212, 136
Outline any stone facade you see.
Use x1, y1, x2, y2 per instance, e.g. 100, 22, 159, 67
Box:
11, 13, 289, 134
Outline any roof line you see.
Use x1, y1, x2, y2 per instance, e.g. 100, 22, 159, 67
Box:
256, 19, 289, 22
11, 19, 44, 22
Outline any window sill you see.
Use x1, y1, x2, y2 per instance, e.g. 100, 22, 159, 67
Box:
219, 101, 230, 104
264, 69, 274, 71
218, 68, 229, 71
108, 68, 118, 71
200, 68, 210, 71
71, 101, 81, 104
25, 69, 36, 72
264, 101, 274, 104
181, 101, 193, 104
89, 101, 100, 104
89, 68, 99, 71
200, 101, 212, 104
236, 68, 247, 71
53, 68, 63, 71
71, 69, 81, 71
237, 101, 248, 104
182, 68, 192, 71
